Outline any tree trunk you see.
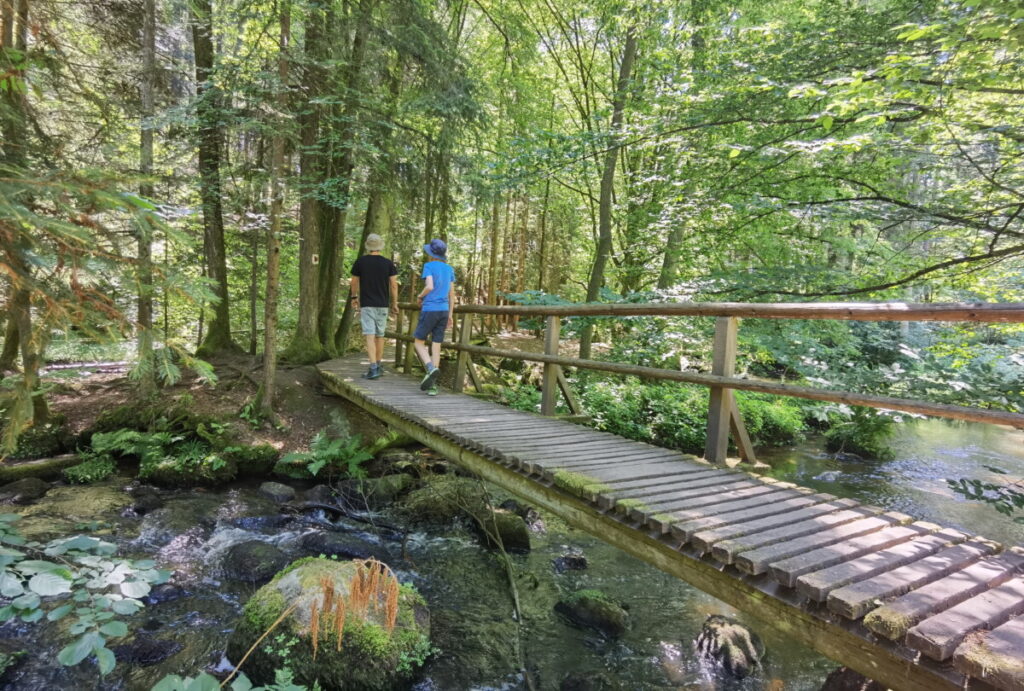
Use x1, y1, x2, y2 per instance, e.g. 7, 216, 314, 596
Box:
285, 2, 325, 364
486, 196, 501, 331
190, 0, 235, 357
317, 0, 373, 354
579, 27, 637, 359
259, 2, 289, 420
0, 303, 19, 374
136, 0, 157, 395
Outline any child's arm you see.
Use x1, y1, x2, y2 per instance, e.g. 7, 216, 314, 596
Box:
447, 282, 455, 327
417, 276, 434, 303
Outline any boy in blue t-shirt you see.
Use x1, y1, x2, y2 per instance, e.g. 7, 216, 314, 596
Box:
413, 238, 455, 396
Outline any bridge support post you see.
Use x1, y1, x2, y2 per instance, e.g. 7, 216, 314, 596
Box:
541, 315, 561, 416
704, 317, 757, 464
453, 313, 472, 393
403, 309, 418, 373
394, 309, 404, 368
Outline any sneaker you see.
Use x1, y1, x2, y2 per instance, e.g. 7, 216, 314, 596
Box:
420, 365, 440, 391
426, 385, 439, 397
362, 364, 381, 380
376, 362, 386, 376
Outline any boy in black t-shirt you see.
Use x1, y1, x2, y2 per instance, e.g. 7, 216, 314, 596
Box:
349, 233, 398, 379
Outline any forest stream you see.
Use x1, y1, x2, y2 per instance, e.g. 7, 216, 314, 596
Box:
1, 419, 1021, 691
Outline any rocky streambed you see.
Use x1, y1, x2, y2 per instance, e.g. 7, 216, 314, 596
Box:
0, 447, 840, 690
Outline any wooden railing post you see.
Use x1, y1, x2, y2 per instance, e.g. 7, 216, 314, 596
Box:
403, 309, 418, 373
541, 315, 561, 415
705, 317, 738, 464
453, 313, 472, 392
393, 309, 404, 368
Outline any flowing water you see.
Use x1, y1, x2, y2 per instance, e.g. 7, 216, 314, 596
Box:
1, 418, 1021, 691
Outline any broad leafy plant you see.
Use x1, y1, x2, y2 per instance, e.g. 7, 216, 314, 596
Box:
0, 514, 169, 676
277, 430, 373, 480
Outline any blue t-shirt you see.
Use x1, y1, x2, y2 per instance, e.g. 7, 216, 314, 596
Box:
421, 260, 455, 311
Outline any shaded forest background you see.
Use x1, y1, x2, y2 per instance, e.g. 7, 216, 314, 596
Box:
1, 0, 1022, 449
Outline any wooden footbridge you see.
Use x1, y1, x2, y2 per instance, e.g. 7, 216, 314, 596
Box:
318, 301, 1024, 691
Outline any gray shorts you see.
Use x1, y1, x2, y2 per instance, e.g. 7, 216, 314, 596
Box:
360, 306, 389, 336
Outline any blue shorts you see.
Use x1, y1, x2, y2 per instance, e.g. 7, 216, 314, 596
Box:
414, 311, 448, 342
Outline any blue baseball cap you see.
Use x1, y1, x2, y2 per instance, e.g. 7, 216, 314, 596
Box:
424, 238, 447, 260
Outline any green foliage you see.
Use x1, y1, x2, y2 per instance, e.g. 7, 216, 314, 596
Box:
946, 472, 1024, 524
62, 454, 117, 484
275, 430, 372, 480
0, 514, 168, 678
822, 406, 897, 461
88, 428, 235, 486
152, 669, 307, 691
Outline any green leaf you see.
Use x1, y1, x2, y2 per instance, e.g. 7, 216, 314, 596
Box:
728, 148, 741, 158
820, 115, 833, 132
58, 632, 101, 667
11, 592, 40, 610
29, 572, 73, 596
95, 645, 116, 675
111, 598, 142, 615
20, 608, 43, 623
47, 603, 74, 621
184, 674, 222, 691
0, 571, 24, 597
99, 621, 127, 638
119, 580, 151, 599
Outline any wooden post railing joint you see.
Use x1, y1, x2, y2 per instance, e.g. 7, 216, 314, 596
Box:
541, 315, 561, 416
453, 313, 472, 393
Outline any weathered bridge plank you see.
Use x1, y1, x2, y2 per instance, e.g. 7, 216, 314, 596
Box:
953, 616, 1024, 690
317, 355, 1024, 691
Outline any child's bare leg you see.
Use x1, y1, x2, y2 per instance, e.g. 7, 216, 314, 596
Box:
414, 339, 433, 368
430, 341, 442, 369
364, 335, 377, 363
375, 337, 385, 363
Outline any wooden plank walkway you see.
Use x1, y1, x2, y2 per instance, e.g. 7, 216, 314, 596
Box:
318, 354, 1024, 691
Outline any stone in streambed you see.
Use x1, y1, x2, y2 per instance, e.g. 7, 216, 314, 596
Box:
553, 553, 588, 573
338, 473, 415, 511
259, 481, 296, 504
222, 540, 289, 583
470, 508, 531, 553
819, 667, 888, 691
299, 531, 377, 561
112, 635, 183, 665
0, 477, 50, 505
304, 484, 337, 505
693, 614, 764, 680
226, 557, 432, 690
554, 590, 629, 638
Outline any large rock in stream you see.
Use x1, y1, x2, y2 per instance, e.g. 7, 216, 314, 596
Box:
227, 557, 432, 690
693, 614, 764, 680
0, 478, 51, 505
554, 589, 629, 638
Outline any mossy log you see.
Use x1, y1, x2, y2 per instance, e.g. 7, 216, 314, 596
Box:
0, 454, 79, 483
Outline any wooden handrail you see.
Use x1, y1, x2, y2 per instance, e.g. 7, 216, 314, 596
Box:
391, 299, 1024, 463
384, 330, 1024, 430
397, 301, 1024, 322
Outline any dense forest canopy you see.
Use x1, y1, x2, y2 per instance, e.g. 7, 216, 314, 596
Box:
1, 0, 1022, 447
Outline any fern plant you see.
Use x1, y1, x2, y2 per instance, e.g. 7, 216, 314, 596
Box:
277, 431, 373, 480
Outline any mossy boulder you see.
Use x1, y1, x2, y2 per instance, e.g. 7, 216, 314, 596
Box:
398, 475, 488, 525
259, 481, 296, 504
0, 477, 51, 505
339, 474, 416, 510
470, 508, 530, 553
228, 444, 280, 476
226, 557, 432, 690
554, 589, 629, 638
7, 419, 72, 460
138, 455, 237, 487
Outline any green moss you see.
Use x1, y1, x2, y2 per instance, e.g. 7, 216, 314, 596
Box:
344, 620, 392, 659
228, 443, 279, 476
552, 470, 610, 497
615, 498, 649, 512
398, 582, 426, 608
281, 336, 326, 365
566, 588, 613, 605
244, 588, 288, 630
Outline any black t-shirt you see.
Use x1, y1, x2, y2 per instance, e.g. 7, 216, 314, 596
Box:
350, 254, 397, 308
